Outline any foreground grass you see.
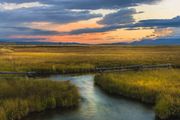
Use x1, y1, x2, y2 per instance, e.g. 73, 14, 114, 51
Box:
0, 46, 179, 73
0, 77, 79, 120
95, 69, 180, 120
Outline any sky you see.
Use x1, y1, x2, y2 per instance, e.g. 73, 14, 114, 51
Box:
0, 0, 180, 44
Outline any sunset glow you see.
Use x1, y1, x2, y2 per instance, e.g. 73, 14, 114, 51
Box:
0, 0, 180, 44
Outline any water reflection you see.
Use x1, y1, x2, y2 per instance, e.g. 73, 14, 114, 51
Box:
24, 74, 155, 120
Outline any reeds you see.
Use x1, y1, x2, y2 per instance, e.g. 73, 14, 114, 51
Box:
95, 69, 180, 120
0, 78, 79, 120
0, 46, 179, 73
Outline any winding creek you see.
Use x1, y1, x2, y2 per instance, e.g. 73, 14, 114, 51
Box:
24, 74, 155, 120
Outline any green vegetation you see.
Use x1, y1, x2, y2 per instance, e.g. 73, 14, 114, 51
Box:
95, 69, 180, 120
0, 46, 179, 73
0, 76, 79, 120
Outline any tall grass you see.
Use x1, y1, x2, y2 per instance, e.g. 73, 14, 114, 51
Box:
0, 77, 79, 120
0, 46, 179, 73
95, 69, 180, 120
0, 45, 179, 119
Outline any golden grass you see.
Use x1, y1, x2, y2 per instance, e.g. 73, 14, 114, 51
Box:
0, 77, 79, 120
95, 69, 180, 120
0, 46, 179, 73
0, 45, 179, 120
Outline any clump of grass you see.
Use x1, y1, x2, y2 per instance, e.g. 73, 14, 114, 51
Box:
155, 94, 180, 119
0, 78, 79, 120
95, 69, 180, 120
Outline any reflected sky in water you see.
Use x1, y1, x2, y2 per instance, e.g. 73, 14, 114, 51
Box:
24, 74, 155, 120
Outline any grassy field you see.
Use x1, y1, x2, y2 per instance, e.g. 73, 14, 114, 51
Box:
95, 69, 180, 120
0, 45, 179, 120
0, 45, 179, 73
0, 75, 79, 120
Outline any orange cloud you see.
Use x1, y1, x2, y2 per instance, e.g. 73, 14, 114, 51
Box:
26, 18, 103, 32
10, 28, 173, 44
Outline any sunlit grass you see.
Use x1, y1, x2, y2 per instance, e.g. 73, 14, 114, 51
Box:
0, 46, 179, 73
95, 69, 180, 120
0, 45, 179, 120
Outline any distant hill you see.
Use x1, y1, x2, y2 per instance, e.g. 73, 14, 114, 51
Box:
111, 38, 180, 45
131, 38, 180, 45
1, 38, 179, 46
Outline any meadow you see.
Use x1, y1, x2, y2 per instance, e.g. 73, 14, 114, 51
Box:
95, 69, 180, 120
0, 75, 79, 120
0, 45, 179, 120
0, 45, 180, 73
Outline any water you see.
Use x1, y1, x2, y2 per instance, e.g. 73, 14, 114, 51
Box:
25, 74, 155, 120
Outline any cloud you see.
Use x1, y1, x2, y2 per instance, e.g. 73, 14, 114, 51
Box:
45, 0, 162, 10
0, 2, 50, 11
0, 0, 162, 27
130, 38, 180, 45
67, 16, 180, 35
0, 37, 47, 42
2, 0, 176, 44
0, 7, 102, 24
6, 16, 180, 35
0, 0, 162, 10
0, 26, 62, 37
136, 16, 180, 28
5, 15, 178, 37
10, 27, 62, 35
0, 0, 161, 32
68, 25, 124, 35
97, 8, 137, 25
